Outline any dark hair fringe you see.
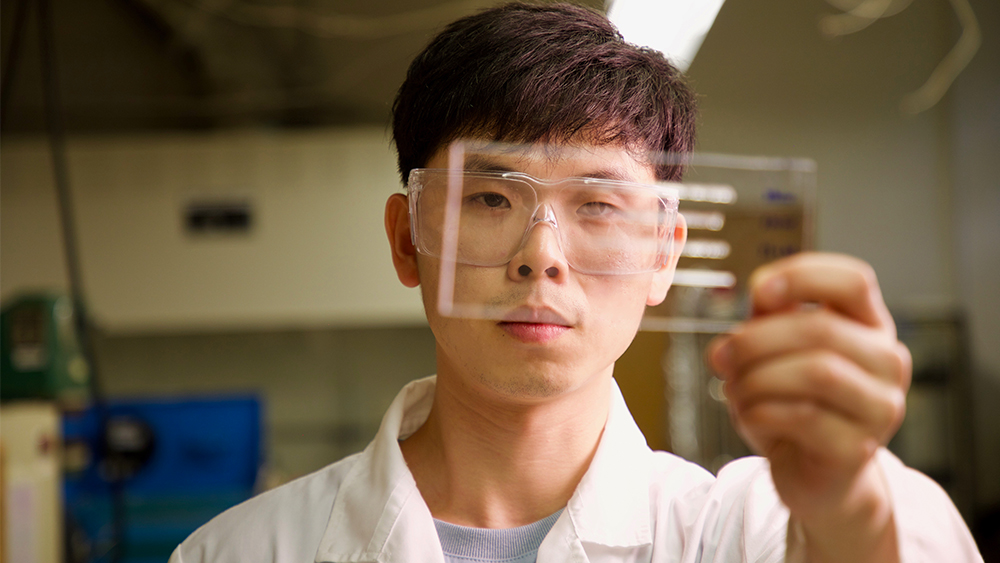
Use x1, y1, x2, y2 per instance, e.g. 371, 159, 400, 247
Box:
392, 2, 697, 183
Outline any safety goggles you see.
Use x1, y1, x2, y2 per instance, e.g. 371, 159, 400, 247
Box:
407, 168, 679, 275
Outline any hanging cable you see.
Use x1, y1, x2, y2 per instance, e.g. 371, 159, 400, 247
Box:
36, 0, 127, 560
820, 0, 911, 36
900, 0, 981, 114
1, 0, 32, 128
820, 0, 981, 114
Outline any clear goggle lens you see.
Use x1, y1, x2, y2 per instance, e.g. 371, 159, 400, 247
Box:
409, 169, 678, 276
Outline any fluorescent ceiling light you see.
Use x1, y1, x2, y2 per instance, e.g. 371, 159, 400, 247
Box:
606, 0, 726, 71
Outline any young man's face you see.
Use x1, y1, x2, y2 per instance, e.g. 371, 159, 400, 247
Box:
388, 142, 686, 405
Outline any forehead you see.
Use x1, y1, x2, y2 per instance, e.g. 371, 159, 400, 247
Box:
424, 141, 657, 185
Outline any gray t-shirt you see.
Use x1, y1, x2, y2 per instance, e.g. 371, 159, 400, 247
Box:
433, 510, 563, 563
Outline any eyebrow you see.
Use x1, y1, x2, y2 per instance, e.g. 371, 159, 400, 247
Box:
462, 155, 514, 174
461, 155, 642, 183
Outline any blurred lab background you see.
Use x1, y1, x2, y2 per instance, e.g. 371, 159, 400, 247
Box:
1, 0, 997, 561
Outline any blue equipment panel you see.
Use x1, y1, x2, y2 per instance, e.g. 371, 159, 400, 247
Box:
63, 395, 262, 563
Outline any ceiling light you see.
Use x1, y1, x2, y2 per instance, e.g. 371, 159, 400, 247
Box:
606, 0, 726, 72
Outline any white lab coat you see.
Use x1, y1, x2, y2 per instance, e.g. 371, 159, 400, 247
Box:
170, 376, 982, 563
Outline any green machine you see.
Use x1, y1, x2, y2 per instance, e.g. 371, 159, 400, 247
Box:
1, 293, 90, 404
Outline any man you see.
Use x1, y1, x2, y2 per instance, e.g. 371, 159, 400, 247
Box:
172, 3, 982, 562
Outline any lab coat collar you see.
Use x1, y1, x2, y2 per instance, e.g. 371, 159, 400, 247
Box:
314, 375, 654, 562
565, 378, 654, 548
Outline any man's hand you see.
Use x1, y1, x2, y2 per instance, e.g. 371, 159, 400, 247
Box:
707, 252, 912, 563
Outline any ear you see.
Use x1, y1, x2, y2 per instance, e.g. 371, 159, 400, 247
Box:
646, 213, 687, 306
385, 193, 421, 288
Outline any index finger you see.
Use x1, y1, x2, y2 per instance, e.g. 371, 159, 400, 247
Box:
749, 252, 895, 332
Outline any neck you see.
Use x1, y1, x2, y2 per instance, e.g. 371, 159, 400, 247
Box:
401, 353, 612, 529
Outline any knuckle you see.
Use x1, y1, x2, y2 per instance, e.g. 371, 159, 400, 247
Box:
851, 439, 876, 466
878, 340, 913, 390
844, 255, 879, 287
889, 388, 907, 427
744, 402, 779, 427
803, 311, 838, 345
806, 352, 844, 393
789, 402, 821, 430
895, 342, 914, 391
878, 344, 906, 385
851, 266, 878, 300
858, 261, 879, 286
878, 388, 907, 441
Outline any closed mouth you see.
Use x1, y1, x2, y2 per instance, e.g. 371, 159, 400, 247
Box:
499, 307, 572, 327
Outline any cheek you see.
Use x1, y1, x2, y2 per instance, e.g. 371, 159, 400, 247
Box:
417, 255, 503, 318
580, 275, 653, 349
416, 258, 440, 316
587, 275, 653, 320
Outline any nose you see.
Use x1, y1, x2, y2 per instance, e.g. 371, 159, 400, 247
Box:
507, 209, 568, 282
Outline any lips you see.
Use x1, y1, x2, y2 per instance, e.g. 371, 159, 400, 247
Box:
501, 307, 572, 326
498, 307, 572, 343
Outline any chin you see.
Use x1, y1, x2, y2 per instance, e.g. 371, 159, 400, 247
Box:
474, 366, 597, 403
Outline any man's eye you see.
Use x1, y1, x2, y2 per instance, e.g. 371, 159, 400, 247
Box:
578, 201, 619, 217
470, 192, 511, 209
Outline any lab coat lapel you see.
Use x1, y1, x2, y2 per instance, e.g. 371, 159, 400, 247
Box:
315, 376, 655, 562
315, 377, 444, 563
538, 379, 655, 561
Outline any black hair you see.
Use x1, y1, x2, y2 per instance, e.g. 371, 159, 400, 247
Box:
392, 2, 697, 183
